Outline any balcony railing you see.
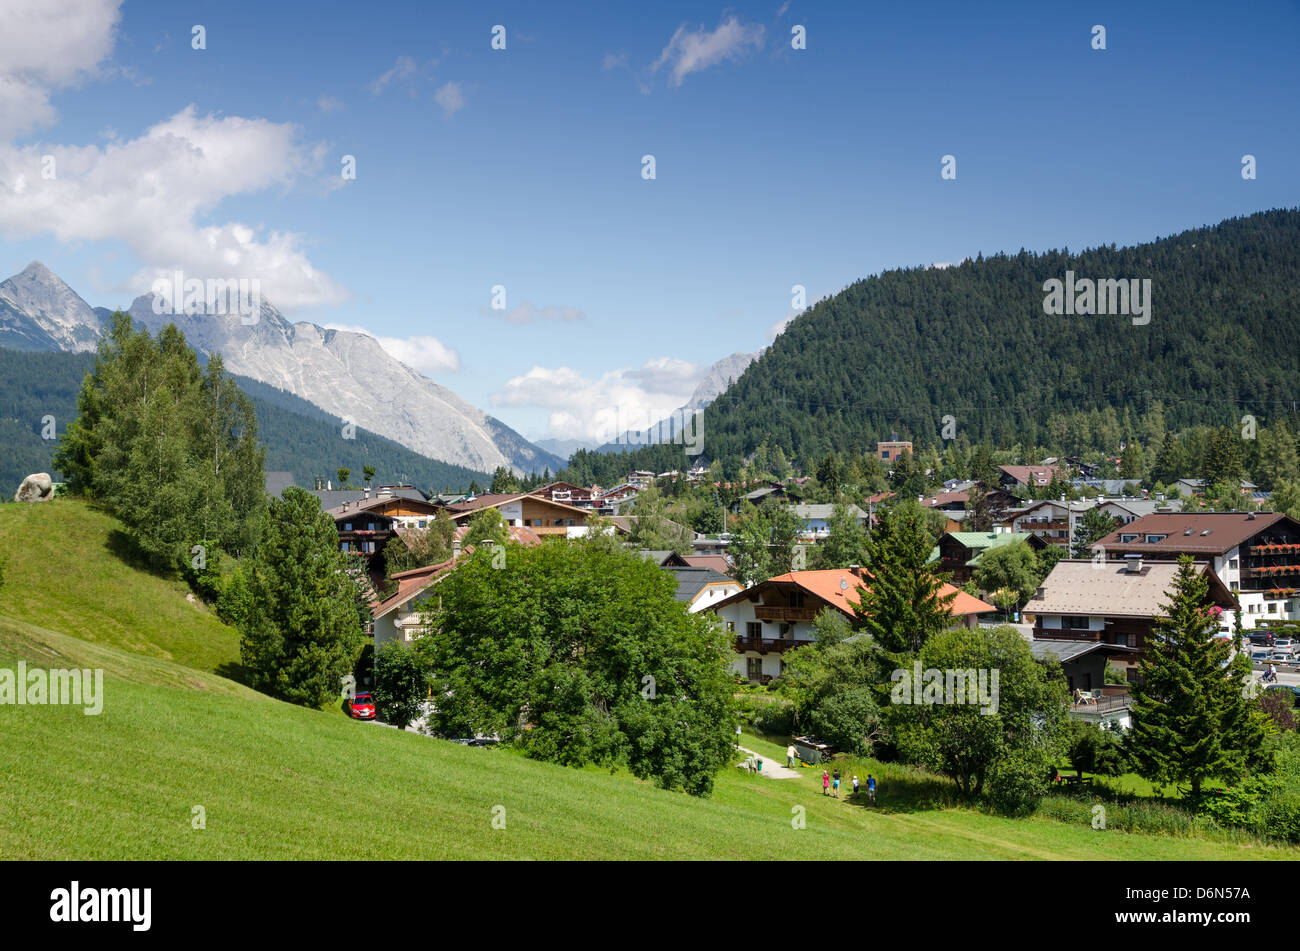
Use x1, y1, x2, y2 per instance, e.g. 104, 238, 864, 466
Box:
753, 605, 819, 623
1070, 694, 1131, 715
734, 636, 799, 653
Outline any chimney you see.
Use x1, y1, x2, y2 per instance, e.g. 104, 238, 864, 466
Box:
363, 486, 371, 499
1034, 586, 1045, 600
1124, 553, 1143, 573
452, 538, 462, 560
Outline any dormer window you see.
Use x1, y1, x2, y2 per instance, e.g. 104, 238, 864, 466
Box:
1145, 534, 1166, 544
1120, 534, 1138, 543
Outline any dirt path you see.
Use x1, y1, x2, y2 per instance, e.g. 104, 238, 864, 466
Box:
736, 746, 802, 779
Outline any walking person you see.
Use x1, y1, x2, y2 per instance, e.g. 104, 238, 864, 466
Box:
852, 775, 860, 797
866, 774, 876, 804
822, 770, 830, 796
787, 744, 797, 768
832, 768, 840, 799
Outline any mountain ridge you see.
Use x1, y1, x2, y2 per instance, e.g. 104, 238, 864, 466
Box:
0, 262, 563, 475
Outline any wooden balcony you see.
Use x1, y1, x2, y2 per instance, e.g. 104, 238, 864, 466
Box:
1033, 627, 1100, 642
753, 604, 819, 623
734, 636, 799, 654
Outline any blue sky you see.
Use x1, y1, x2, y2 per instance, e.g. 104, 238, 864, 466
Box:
2, 0, 1297, 443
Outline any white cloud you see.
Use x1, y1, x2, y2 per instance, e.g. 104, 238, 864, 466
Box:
0, 106, 348, 309
601, 52, 626, 70
325, 323, 461, 374
0, 0, 122, 138
491, 358, 707, 444
368, 56, 418, 95
0, 8, 348, 312
316, 95, 344, 114
481, 301, 586, 325
768, 316, 793, 339
434, 81, 465, 117
652, 16, 765, 87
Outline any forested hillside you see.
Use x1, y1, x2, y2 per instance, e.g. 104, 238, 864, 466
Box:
566, 209, 1300, 482
0, 348, 488, 494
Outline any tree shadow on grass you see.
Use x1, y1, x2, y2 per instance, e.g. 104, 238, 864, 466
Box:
215, 660, 250, 686
827, 759, 967, 815
104, 527, 170, 576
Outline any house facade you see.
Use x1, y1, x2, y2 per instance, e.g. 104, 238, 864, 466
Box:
709, 568, 995, 683
930, 530, 1047, 584
1091, 512, 1300, 630
1023, 556, 1238, 686
444, 493, 591, 537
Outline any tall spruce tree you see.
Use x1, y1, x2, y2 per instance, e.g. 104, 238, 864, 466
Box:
854, 500, 955, 654
239, 487, 365, 707
1128, 556, 1269, 797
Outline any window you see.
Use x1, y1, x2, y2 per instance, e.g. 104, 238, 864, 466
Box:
1065, 616, 1090, 630
1145, 534, 1166, 544
1120, 534, 1138, 543
553, 519, 564, 527
1228, 558, 1238, 571
1230, 581, 1239, 592
746, 658, 763, 680
1114, 634, 1129, 647
789, 592, 805, 608
344, 522, 352, 531
725, 621, 735, 633
882, 450, 891, 459
746, 621, 762, 638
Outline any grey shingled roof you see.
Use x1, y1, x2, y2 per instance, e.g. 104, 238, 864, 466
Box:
661, 566, 735, 603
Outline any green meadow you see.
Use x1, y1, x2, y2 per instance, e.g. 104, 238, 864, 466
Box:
0, 500, 1296, 860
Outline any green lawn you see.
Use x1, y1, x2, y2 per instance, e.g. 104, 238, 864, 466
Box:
1, 499, 1297, 859
0, 499, 241, 675
1, 617, 1294, 859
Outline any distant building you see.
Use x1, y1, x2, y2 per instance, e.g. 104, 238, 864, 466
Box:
876, 440, 912, 462
997, 465, 1062, 490
929, 530, 1048, 584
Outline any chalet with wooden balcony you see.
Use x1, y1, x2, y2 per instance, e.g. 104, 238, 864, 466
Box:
1023, 556, 1237, 689
1009, 498, 1176, 548
708, 568, 995, 683
530, 481, 597, 508
326, 492, 448, 582
1091, 512, 1300, 630
443, 492, 592, 537
928, 530, 1048, 584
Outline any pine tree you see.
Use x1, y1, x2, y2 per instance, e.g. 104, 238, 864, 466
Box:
1128, 557, 1268, 797
853, 500, 956, 655
1071, 506, 1119, 558
239, 487, 364, 707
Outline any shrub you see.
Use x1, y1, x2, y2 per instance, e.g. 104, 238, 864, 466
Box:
986, 747, 1050, 816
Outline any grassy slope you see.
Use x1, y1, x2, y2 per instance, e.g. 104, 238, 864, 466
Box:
0, 499, 240, 675
0, 501, 1296, 859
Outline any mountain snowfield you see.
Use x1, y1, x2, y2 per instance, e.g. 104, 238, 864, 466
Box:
0, 262, 562, 475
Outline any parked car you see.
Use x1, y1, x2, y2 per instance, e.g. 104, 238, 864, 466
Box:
1274, 638, 1297, 656
344, 692, 376, 720
1247, 631, 1275, 647
1250, 648, 1273, 662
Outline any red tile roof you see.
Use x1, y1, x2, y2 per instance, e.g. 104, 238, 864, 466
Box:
719, 569, 995, 619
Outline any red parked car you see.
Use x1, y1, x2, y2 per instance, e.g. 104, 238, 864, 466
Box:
344, 692, 376, 720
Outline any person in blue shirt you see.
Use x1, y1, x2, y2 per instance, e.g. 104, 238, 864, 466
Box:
866, 774, 876, 803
